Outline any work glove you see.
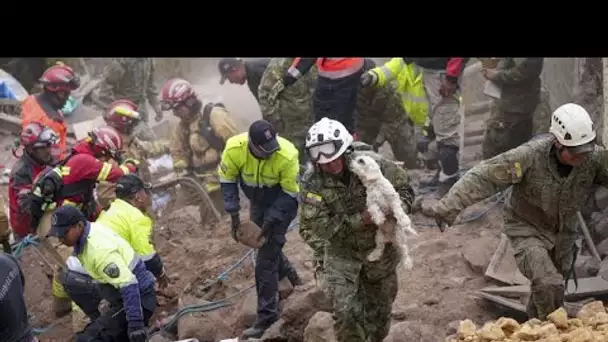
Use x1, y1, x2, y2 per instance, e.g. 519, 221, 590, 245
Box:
429, 201, 457, 232
127, 326, 149, 342
230, 212, 240, 242
360, 71, 377, 87
282, 74, 298, 87
122, 158, 140, 170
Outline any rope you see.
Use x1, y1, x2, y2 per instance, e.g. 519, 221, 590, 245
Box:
11, 234, 40, 258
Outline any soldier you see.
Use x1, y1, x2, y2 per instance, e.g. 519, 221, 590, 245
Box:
258, 58, 316, 163
217, 58, 270, 102
356, 60, 418, 169
97, 99, 171, 209
482, 58, 545, 159
430, 103, 606, 320
299, 118, 415, 342
98, 58, 163, 140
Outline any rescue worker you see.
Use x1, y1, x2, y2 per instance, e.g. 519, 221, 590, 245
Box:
98, 58, 163, 124
362, 57, 468, 195
62, 174, 169, 321
47, 205, 156, 342
355, 59, 418, 169
0, 253, 37, 342
28, 126, 137, 317
219, 120, 302, 339
299, 117, 415, 342
218, 58, 270, 101
481, 58, 544, 159
97, 99, 171, 209
258, 58, 316, 163
160, 78, 238, 212
21, 63, 80, 161
430, 103, 605, 320
8, 123, 57, 244
284, 58, 364, 133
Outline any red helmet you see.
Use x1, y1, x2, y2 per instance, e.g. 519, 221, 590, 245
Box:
88, 126, 123, 159
39, 64, 80, 93
20, 122, 57, 148
105, 99, 141, 134
160, 78, 197, 110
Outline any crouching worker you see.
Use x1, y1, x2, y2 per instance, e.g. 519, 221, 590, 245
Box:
62, 174, 169, 323
47, 206, 156, 342
299, 118, 415, 342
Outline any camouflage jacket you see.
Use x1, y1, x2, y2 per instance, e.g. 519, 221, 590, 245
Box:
98, 58, 159, 111
299, 144, 415, 265
491, 58, 544, 114
436, 136, 608, 250
171, 105, 237, 170
258, 58, 317, 143
355, 82, 409, 139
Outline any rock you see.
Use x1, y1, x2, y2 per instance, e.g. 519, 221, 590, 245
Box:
547, 307, 568, 329
261, 319, 287, 342
177, 295, 232, 342
391, 310, 407, 321
278, 277, 294, 300
457, 320, 476, 339
303, 311, 336, 342
234, 291, 257, 332
383, 321, 440, 342
476, 322, 505, 340
495, 317, 520, 337
512, 323, 540, 340
538, 323, 559, 337
461, 236, 497, 274
445, 320, 460, 336
577, 301, 606, 325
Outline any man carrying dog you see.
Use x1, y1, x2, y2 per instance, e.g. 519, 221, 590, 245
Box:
298, 117, 415, 342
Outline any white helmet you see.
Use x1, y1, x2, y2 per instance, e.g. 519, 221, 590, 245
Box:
549, 103, 596, 150
306, 117, 354, 164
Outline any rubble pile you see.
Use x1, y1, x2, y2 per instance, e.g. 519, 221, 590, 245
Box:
448, 301, 608, 342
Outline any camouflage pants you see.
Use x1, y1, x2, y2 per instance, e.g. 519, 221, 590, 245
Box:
323, 253, 399, 342
511, 236, 572, 320
482, 108, 533, 159
356, 118, 418, 169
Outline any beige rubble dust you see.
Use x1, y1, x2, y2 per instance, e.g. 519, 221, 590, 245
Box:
448, 301, 608, 342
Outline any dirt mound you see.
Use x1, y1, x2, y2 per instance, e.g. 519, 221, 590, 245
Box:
449, 301, 608, 342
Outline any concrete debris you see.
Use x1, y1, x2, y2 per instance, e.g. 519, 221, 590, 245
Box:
448, 302, 608, 342
303, 311, 335, 342
461, 236, 497, 275
383, 321, 441, 342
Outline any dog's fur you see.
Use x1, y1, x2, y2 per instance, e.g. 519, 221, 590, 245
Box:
349, 154, 418, 270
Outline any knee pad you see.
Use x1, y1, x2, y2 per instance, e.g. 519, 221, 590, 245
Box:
438, 143, 459, 176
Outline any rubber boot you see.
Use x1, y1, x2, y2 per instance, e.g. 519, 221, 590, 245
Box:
242, 326, 267, 339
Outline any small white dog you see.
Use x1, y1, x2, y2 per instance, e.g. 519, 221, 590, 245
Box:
349, 154, 418, 270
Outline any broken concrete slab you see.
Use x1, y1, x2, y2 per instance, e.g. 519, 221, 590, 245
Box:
462, 235, 497, 275
484, 234, 529, 285
474, 291, 526, 314
479, 276, 608, 301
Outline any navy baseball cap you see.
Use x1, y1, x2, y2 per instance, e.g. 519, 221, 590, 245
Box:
218, 58, 243, 85
249, 120, 280, 153
47, 205, 86, 238
116, 174, 151, 198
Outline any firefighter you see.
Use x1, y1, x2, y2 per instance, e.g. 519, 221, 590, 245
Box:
284, 58, 364, 134
21, 63, 80, 161
8, 123, 57, 246
219, 120, 302, 338
47, 205, 156, 342
97, 99, 171, 209
28, 126, 137, 317
160, 78, 238, 213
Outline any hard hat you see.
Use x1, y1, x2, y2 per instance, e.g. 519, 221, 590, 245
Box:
549, 103, 596, 153
305, 118, 353, 164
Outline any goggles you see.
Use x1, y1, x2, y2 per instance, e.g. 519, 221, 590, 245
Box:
307, 141, 344, 164
35, 129, 59, 147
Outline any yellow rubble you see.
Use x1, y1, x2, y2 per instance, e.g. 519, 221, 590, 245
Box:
448, 301, 608, 342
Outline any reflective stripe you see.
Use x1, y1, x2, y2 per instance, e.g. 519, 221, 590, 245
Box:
119, 165, 131, 174
318, 59, 364, 79
283, 189, 298, 198
140, 253, 155, 262
287, 67, 302, 78
219, 176, 237, 183
59, 166, 70, 176
97, 163, 112, 181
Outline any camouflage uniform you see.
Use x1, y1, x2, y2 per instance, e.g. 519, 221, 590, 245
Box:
434, 136, 608, 320
258, 58, 316, 163
98, 58, 159, 124
482, 58, 544, 159
96, 133, 170, 209
356, 83, 418, 169
299, 144, 415, 342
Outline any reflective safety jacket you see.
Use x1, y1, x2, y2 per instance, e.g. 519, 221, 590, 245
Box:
96, 199, 164, 279
74, 222, 155, 329
8, 153, 47, 238
287, 57, 364, 81
21, 93, 68, 160
218, 133, 299, 225
30, 141, 135, 228
368, 58, 429, 127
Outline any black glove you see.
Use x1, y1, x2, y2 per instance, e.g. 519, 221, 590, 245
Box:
261, 220, 275, 236
283, 75, 297, 87
127, 327, 148, 342
230, 212, 240, 242
360, 72, 374, 87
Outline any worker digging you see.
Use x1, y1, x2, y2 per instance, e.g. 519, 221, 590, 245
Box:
2, 57, 608, 342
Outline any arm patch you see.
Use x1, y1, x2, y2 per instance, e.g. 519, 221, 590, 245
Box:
303, 192, 323, 205
103, 263, 120, 278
